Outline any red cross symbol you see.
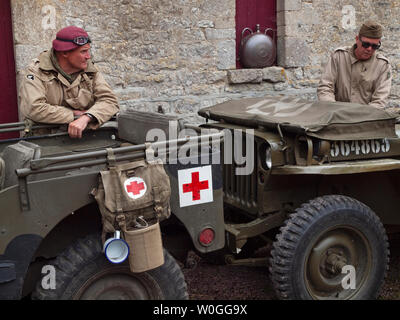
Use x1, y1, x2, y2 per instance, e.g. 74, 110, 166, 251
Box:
182, 171, 209, 201
126, 180, 145, 195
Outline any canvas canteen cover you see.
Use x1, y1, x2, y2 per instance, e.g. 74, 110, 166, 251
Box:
198, 96, 397, 141
124, 221, 164, 273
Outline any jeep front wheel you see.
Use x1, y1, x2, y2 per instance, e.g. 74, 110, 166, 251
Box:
32, 234, 188, 300
269, 195, 389, 300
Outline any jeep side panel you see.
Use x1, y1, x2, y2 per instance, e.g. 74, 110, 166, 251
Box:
0, 136, 225, 299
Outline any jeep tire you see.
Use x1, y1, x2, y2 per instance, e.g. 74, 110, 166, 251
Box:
269, 195, 389, 300
32, 234, 188, 300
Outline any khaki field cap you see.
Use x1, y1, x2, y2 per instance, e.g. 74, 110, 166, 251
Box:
359, 21, 383, 39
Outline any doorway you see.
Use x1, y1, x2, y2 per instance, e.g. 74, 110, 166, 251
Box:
0, 0, 19, 139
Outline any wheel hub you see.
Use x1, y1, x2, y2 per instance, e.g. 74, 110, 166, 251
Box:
306, 227, 371, 299
325, 251, 347, 275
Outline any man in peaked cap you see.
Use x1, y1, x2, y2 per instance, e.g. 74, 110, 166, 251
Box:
19, 26, 119, 138
318, 21, 392, 110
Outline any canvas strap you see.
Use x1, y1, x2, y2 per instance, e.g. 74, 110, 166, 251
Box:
153, 186, 163, 219
106, 148, 124, 214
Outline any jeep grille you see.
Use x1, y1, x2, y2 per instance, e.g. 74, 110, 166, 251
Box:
222, 131, 258, 213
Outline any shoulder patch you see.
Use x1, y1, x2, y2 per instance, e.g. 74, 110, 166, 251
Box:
26, 74, 35, 80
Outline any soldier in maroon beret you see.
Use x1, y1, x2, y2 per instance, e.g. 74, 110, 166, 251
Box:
20, 26, 119, 138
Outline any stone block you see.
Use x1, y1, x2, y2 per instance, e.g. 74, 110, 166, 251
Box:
14, 44, 45, 72
227, 69, 263, 84
277, 0, 302, 12
284, 67, 305, 81
217, 40, 236, 70
277, 25, 298, 37
198, 20, 215, 28
262, 66, 287, 83
214, 16, 235, 29
277, 37, 310, 68
205, 28, 235, 40
277, 11, 299, 26
114, 86, 146, 101
175, 29, 206, 43
278, 9, 320, 27
273, 82, 289, 91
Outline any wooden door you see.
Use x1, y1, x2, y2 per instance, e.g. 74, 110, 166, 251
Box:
0, 0, 18, 139
236, 0, 277, 68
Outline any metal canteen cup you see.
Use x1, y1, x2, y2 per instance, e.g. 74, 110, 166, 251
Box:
103, 230, 130, 264
239, 24, 276, 68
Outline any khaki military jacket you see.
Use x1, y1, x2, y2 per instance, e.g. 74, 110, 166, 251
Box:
19, 50, 119, 129
317, 46, 392, 109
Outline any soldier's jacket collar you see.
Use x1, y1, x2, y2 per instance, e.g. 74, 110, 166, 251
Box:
38, 50, 97, 74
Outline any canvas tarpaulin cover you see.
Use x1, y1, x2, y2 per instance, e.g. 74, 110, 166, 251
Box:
198, 96, 397, 141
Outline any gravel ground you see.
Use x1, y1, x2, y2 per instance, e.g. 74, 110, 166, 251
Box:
182, 235, 400, 300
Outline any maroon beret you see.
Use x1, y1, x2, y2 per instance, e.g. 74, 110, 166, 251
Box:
52, 26, 90, 51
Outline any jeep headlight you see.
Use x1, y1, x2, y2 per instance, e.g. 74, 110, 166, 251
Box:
265, 146, 272, 169
260, 141, 285, 170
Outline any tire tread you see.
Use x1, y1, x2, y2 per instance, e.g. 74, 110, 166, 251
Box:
269, 195, 389, 300
32, 233, 188, 300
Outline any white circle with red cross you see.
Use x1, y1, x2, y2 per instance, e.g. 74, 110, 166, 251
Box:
124, 177, 147, 199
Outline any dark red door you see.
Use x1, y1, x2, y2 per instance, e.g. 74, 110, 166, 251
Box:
0, 0, 19, 139
236, 0, 277, 68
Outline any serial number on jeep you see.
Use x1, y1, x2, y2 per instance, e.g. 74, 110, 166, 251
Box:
330, 139, 391, 158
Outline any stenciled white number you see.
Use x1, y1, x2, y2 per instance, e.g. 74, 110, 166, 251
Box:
340, 141, 350, 156
331, 139, 390, 157
360, 140, 370, 154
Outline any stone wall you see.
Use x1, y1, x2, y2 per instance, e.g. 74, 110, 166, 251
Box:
10, 0, 400, 123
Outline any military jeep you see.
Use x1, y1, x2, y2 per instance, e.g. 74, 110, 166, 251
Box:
199, 95, 400, 300
0, 111, 225, 300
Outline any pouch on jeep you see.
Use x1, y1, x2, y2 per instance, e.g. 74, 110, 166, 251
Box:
92, 147, 171, 243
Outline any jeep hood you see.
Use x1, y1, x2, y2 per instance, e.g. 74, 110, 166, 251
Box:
198, 96, 397, 141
